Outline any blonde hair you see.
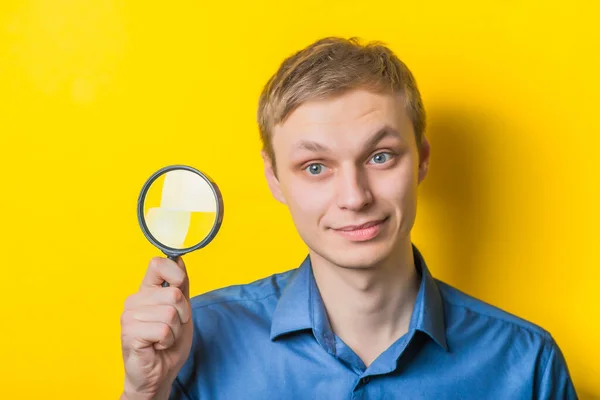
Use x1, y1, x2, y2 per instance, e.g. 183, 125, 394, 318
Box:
257, 36, 426, 173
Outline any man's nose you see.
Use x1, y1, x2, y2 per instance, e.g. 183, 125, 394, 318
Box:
335, 167, 373, 211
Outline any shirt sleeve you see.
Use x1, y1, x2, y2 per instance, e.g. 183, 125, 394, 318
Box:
169, 377, 194, 400
536, 336, 578, 400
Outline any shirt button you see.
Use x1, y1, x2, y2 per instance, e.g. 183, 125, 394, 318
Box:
362, 377, 371, 384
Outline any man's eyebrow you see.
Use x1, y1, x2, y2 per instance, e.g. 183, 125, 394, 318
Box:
293, 125, 402, 154
295, 140, 331, 153
363, 125, 402, 149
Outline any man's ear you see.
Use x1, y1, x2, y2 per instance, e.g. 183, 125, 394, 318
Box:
417, 135, 431, 184
261, 150, 286, 204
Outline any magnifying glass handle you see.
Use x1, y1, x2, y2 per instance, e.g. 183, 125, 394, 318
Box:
161, 255, 179, 287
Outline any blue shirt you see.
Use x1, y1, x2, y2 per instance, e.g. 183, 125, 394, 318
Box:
171, 245, 577, 399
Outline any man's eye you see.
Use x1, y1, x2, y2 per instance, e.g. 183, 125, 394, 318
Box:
305, 163, 326, 175
370, 152, 393, 164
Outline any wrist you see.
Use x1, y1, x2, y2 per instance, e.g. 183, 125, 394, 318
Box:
120, 392, 152, 400
120, 390, 170, 400
121, 380, 173, 400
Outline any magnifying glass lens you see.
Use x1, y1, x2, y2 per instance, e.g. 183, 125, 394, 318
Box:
142, 169, 217, 250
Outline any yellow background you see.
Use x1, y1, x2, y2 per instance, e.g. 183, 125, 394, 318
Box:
1, 0, 598, 398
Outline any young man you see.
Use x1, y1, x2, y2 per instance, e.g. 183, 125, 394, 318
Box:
120, 37, 577, 399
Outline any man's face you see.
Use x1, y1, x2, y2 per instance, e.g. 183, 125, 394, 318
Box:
263, 89, 430, 269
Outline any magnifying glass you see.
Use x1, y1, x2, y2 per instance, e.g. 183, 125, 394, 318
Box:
137, 165, 224, 287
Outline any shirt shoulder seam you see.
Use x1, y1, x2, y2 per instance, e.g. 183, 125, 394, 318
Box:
540, 335, 556, 376
191, 291, 279, 311
442, 297, 552, 339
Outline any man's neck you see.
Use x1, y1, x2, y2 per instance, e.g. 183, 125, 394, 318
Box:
310, 240, 421, 368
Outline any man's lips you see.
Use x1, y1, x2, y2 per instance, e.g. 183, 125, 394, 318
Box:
333, 217, 388, 231
331, 217, 388, 241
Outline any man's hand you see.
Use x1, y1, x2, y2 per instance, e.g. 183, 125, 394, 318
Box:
120, 257, 193, 400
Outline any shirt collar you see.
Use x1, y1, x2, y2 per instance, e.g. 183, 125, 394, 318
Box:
270, 244, 447, 352
269, 254, 321, 340
409, 244, 448, 351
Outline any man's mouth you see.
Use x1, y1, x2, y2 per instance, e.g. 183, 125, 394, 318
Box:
335, 218, 387, 231
332, 217, 389, 241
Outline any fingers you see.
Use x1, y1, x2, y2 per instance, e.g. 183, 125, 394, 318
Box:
121, 257, 192, 354
122, 318, 176, 351
132, 305, 183, 339
126, 305, 181, 345
124, 286, 191, 325
141, 257, 189, 297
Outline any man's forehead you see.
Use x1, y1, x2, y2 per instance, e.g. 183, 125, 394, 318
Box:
272, 90, 412, 149
282, 90, 405, 127
272, 91, 408, 144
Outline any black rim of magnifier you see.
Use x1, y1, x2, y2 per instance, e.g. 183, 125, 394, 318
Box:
137, 164, 224, 259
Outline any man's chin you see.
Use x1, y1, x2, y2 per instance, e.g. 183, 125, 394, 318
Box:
320, 244, 390, 270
